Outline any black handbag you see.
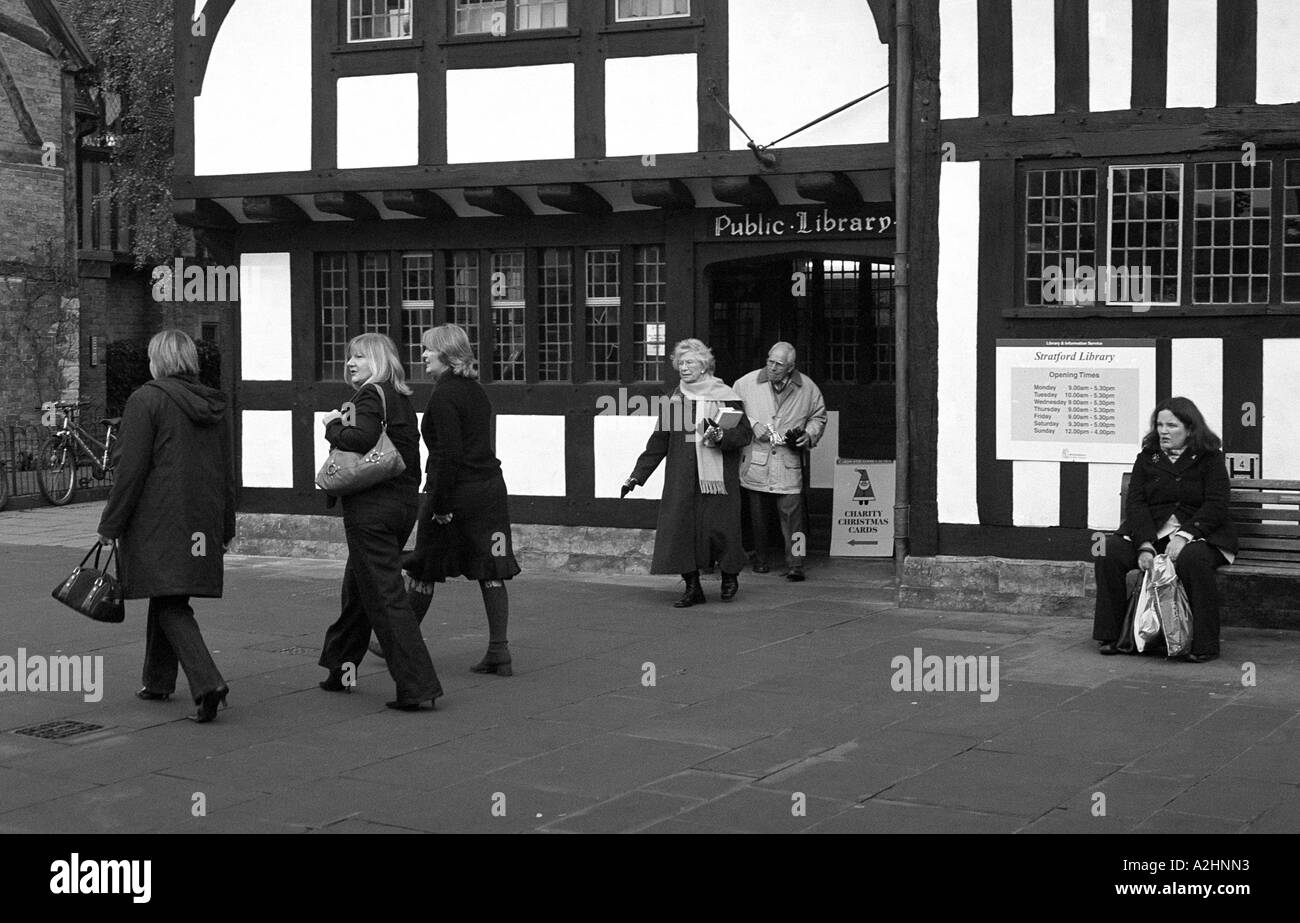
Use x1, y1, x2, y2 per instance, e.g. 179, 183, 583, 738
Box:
51, 542, 125, 623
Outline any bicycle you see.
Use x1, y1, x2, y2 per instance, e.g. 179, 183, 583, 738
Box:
36, 401, 121, 506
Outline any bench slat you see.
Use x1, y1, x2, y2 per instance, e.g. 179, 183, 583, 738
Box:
1237, 523, 1300, 538
1231, 508, 1300, 522
1236, 548, 1300, 561
1230, 493, 1300, 506
1225, 479, 1300, 490
1239, 536, 1300, 552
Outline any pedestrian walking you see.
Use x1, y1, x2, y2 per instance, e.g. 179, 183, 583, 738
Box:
621, 338, 753, 607
317, 333, 443, 710
398, 324, 521, 676
96, 329, 235, 723
733, 342, 827, 581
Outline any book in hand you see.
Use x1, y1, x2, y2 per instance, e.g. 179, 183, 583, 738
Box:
711, 408, 743, 430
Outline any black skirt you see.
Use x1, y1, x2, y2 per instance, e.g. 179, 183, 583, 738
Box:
404, 473, 522, 583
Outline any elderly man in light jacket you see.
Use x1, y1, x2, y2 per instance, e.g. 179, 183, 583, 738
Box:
733, 342, 827, 581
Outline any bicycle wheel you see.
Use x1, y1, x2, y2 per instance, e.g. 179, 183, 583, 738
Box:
36, 436, 75, 505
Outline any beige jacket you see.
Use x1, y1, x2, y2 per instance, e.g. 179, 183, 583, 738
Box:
733, 368, 827, 494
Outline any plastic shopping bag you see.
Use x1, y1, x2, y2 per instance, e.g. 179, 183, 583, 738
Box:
1149, 553, 1193, 658
1132, 567, 1161, 653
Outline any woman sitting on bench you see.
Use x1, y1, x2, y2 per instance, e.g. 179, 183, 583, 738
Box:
1092, 397, 1237, 663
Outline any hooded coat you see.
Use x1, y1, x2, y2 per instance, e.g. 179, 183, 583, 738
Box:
98, 375, 236, 599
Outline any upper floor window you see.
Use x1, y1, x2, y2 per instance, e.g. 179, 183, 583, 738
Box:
1019, 155, 1300, 313
348, 0, 412, 42
616, 0, 690, 21
455, 0, 567, 35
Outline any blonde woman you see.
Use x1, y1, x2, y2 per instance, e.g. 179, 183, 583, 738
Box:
318, 333, 443, 710
400, 325, 521, 676
621, 338, 753, 607
97, 330, 234, 723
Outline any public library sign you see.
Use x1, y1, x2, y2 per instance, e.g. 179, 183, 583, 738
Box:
706, 205, 894, 240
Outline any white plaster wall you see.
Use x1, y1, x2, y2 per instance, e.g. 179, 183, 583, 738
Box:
496, 415, 566, 496
1012, 0, 1055, 116
1263, 340, 1300, 478
1012, 461, 1061, 526
337, 74, 419, 169
242, 411, 295, 488
940, 0, 980, 121
1170, 338, 1224, 439
239, 253, 292, 381
1166, 0, 1217, 108
728, 0, 888, 149
446, 65, 575, 163
605, 54, 698, 156
1088, 463, 1131, 530
594, 415, 665, 500
194, 0, 312, 175
1089, 0, 1133, 112
936, 161, 981, 525
1256, 0, 1300, 104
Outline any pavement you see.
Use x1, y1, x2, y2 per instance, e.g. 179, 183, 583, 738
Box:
1, 501, 1298, 834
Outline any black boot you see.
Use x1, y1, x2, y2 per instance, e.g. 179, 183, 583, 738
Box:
674, 572, 706, 608
720, 572, 739, 601
471, 580, 512, 676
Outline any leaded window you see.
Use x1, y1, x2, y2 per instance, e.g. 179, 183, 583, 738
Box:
491, 250, 527, 382
318, 254, 349, 381
1024, 168, 1099, 305
1107, 164, 1182, 305
402, 252, 435, 380
538, 248, 573, 382
348, 0, 412, 42
446, 251, 480, 355
586, 249, 621, 382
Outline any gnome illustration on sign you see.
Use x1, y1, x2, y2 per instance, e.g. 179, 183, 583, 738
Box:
854, 468, 874, 502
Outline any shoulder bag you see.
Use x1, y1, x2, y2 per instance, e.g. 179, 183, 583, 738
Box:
315, 383, 407, 496
52, 542, 125, 623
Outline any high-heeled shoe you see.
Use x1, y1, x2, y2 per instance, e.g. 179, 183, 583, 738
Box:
188, 685, 229, 723
470, 650, 512, 676
386, 692, 442, 712
136, 688, 170, 701
720, 572, 739, 601
319, 668, 351, 692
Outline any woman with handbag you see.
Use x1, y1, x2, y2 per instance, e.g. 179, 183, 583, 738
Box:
1092, 396, 1238, 663
317, 333, 443, 710
96, 330, 235, 723
398, 324, 521, 677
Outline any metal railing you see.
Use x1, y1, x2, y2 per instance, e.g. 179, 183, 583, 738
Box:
1, 418, 116, 503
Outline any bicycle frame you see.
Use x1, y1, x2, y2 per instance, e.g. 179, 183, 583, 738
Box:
51, 415, 115, 473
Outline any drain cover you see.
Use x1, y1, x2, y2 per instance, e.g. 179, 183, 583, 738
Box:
14, 720, 104, 740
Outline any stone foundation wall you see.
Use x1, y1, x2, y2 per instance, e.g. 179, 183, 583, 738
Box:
231, 513, 657, 575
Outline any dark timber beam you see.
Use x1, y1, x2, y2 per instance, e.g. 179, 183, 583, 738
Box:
464, 186, 532, 218
0, 47, 42, 145
173, 198, 237, 229
860, 168, 894, 203
796, 172, 864, 205
0, 11, 50, 54
242, 195, 309, 223
630, 179, 694, 209
536, 183, 611, 215
382, 189, 456, 220
314, 191, 380, 221
712, 175, 776, 209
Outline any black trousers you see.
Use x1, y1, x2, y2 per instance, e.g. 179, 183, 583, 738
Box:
1092, 534, 1227, 656
320, 495, 442, 703
141, 595, 224, 701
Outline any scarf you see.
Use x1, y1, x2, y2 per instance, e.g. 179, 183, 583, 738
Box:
678, 375, 742, 495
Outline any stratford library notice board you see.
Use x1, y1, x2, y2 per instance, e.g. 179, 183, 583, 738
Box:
996, 339, 1156, 464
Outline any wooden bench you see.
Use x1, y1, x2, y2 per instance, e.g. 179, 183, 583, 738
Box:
1118, 474, 1300, 626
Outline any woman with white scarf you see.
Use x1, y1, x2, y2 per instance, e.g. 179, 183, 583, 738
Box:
622, 339, 753, 607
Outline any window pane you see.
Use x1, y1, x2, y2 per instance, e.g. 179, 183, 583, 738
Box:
1024, 167, 1099, 306
402, 252, 435, 381
1285, 160, 1300, 303
633, 245, 666, 382
538, 248, 573, 382
491, 250, 527, 382
446, 251, 480, 356
456, 0, 505, 34
1192, 160, 1270, 304
586, 249, 621, 382
823, 259, 862, 383
349, 0, 412, 41
516, 0, 566, 29
616, 0, 690, 20
1108, 165, 1183, 305
318, 254, 349, 381
359, 252, 390, 333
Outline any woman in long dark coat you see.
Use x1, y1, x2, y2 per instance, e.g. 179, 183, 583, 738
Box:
1092, 396, 1237, 662
318, 333, 443, 710
622, 338, 753, 607
400, 324, 521, 676
97, 329, 235, 723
